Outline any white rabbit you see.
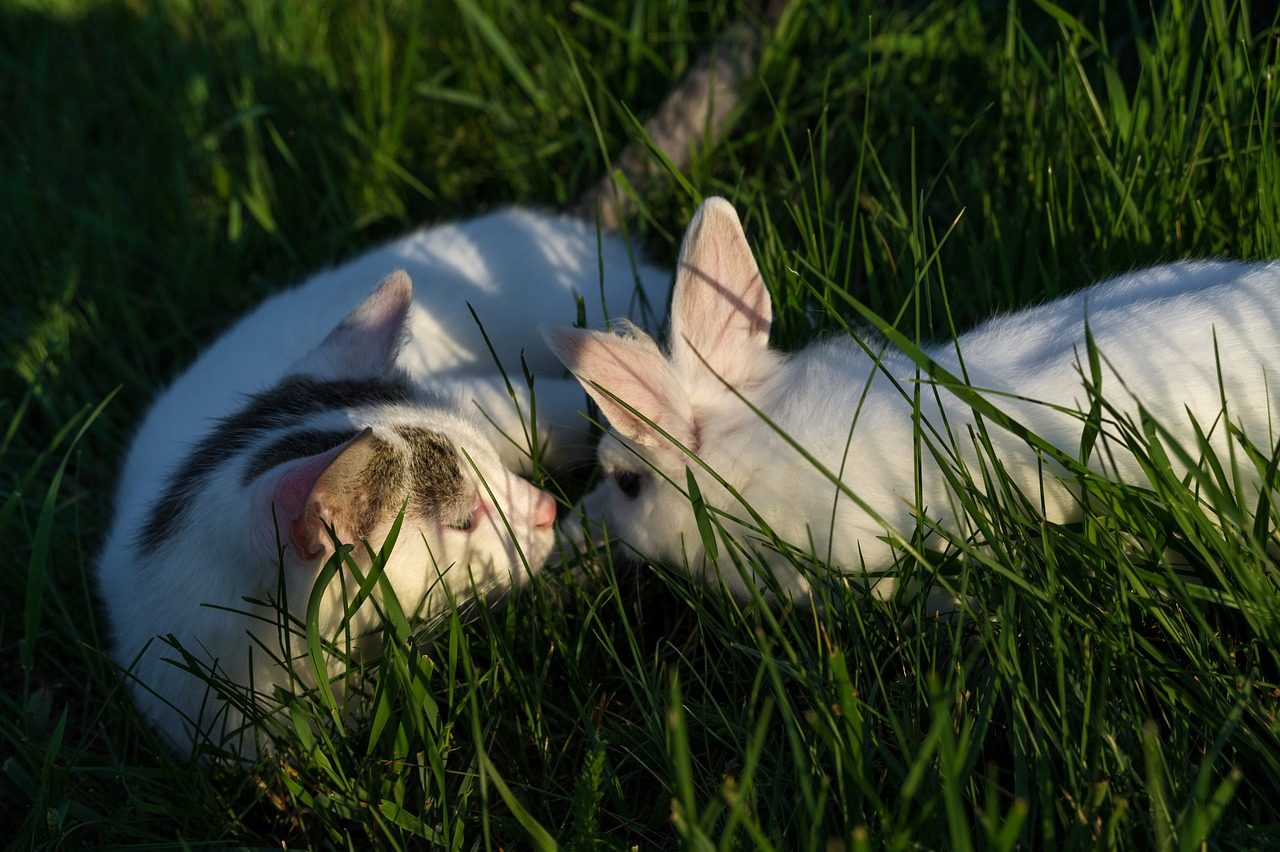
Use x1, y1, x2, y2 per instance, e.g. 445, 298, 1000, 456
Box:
98, 208, 668, 755
547, 197, 1280, 600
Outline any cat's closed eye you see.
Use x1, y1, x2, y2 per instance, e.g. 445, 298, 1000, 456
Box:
448, 503, 480, 531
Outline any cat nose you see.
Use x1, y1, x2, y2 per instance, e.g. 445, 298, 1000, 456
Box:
533, 490, 557, 529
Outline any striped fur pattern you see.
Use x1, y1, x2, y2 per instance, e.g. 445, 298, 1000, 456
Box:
98, 209, 670, 755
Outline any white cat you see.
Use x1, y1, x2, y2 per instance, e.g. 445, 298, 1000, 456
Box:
548, 197, 1280, 600
98, 208, 669, 755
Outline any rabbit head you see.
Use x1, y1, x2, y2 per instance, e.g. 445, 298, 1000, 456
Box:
547, 198, 816, 597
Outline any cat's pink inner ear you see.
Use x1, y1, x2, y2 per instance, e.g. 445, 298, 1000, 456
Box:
545, 327, 692, 448
271, 428, 377, 564
295, 270, 414, 379
670, 198, 773, 383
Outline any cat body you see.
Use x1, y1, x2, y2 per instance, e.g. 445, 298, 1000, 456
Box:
119, 210, 660, 491
99, 208, 668, 754
549, 198, 1280, 599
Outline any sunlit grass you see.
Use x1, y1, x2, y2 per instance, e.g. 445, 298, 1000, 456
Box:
2, 0, 1279, 846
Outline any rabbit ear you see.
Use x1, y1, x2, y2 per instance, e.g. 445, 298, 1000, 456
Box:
291, 270, 413, 379
670, 198, 773, 386
544, 327, 694, 448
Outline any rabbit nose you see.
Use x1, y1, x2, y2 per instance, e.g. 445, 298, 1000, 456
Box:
533, 490, 557, 529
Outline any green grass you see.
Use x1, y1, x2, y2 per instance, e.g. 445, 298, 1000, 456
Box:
3, 0, 1280, 846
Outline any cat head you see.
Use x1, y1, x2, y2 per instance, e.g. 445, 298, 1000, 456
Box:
546, 198, 787, 587
142, 271, 558, 625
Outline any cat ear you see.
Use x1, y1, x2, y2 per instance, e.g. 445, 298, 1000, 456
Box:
269, 428, 379, 565
544, 326, 694, 449
293, 270, 413, 379
669, 198, 774, 386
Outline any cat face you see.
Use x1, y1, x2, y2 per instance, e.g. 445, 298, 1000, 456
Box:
236, 392, 559, 625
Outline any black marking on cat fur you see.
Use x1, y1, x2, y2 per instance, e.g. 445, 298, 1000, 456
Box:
399, 427, 467, 518
350, 434, 403, 541
137, 375, 412, 553
332, 429, 467, 540
240, 429, 361, 486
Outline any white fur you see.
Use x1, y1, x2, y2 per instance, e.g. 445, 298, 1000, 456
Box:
549, 197, 1280, 600
99, 208, 669, 755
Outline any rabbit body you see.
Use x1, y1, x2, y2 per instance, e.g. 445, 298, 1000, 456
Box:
550, 198, 1280, 599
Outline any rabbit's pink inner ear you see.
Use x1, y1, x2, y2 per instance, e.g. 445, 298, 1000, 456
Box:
671, 197, 772, 383
545, 327, 692, 448
291, 270, 414, 380
270, 429, 377, 565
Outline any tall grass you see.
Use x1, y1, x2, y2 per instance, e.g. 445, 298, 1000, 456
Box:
2, 0, 1279, 846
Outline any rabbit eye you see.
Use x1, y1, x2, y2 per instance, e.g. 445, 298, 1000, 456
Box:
614, 470, 641, 499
